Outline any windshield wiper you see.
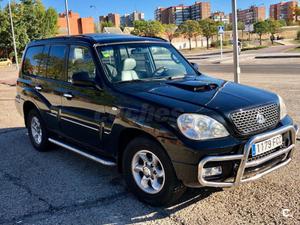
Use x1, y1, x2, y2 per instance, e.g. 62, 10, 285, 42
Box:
151, 75, 186, 81
116, 75, 186, 84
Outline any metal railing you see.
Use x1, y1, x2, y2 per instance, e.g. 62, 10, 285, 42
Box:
198, 124, 299, 188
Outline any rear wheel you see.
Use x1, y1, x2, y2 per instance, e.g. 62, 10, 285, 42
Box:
27, 109, 51, 151
123, 137, 186, 206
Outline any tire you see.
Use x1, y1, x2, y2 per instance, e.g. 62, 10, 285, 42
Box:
122, 136, 186, 206
27, 109, 51, 152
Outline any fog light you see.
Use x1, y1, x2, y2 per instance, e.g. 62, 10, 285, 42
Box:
203, 166, 222, 177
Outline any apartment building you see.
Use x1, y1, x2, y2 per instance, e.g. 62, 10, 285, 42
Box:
121, 11, 145, 27
58, 11, 94, 35
155, 1, 211, 25
229, 5, 266, 25
100, 13, 121, 27
191, 1, 211, 21
270, 1, 298, 22
211, 11, 230, 24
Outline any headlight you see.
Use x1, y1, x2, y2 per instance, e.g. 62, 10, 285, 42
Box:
278, 95, 287, 120
177, 114, 229, 140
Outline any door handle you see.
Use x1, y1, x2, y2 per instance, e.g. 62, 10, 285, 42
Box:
35, 86, 42, 91
63, 93, 73, 99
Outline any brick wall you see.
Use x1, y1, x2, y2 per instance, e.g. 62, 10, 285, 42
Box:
58, 11, 95, 35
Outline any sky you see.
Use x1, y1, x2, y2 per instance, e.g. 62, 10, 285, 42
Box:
0, 0, 297, 20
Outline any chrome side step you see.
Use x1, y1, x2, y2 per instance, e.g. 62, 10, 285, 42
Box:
48, 138, 117, 166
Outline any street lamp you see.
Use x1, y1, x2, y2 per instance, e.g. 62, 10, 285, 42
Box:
231, 0, 240, 83
65, 0, 71, 35
90, 5, 100, 33
8, 0, 19, 70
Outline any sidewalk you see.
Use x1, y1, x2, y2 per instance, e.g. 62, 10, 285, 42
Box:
183, 45, 300, 65
0, 66, 18, 86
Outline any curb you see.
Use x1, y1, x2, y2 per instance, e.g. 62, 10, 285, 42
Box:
255, 54, 300, 59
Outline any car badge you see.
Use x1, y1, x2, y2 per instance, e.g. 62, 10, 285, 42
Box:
256, 113, 266, 124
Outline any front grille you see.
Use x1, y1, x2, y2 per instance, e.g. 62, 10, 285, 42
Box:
231, 103, 279, 135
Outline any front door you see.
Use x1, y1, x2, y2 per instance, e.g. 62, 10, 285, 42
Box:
60, 44, 106, 151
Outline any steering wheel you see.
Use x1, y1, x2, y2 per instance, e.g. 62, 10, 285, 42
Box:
152, 66, 168, 77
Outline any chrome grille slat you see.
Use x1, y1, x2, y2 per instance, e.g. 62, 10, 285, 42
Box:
231, 104, 280, 135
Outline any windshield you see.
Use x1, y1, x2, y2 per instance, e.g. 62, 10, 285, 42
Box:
97, 43, 199, 83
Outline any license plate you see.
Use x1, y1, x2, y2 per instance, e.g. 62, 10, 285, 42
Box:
252, 135, 283, 157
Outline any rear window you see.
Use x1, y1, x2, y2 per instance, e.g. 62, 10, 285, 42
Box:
22, 46, 45, 76
46, 45, 67, 80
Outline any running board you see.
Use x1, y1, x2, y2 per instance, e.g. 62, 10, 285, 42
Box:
48, 138, 117, 166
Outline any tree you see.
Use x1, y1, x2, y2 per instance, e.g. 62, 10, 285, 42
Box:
163, 24, 177, 43
132, 20, 164, 37
0, 0, 58, 59
224, 22, 245, 31
146, 21, 164, 37
100, 21, 114, 32
42, 7, 58, 38
131, 20, 147, 36
237, 21, 246, 39
278, 19, 287, 27
296, 6, 300, 23
177, 20, 201, 50
198, 19, 218, 49
238, 21, 245, 31
266, 19, 283, 44
254, 21, 269, 46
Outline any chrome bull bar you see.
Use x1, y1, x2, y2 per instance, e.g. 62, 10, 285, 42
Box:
198, 124, 299, 188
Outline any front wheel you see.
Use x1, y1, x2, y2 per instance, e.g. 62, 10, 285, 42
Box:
122, 137, 186, 206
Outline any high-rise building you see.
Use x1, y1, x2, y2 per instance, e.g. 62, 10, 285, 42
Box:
211, 11, 230, 24
58, 11, 94, 35
100, 13, 121, 27
270, 1, 298, 22
155, 2, 211, 25
190, 1, 211, 21
229, 5, 266, 25
121, 11, 145, 27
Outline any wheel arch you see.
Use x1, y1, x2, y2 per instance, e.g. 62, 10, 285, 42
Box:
23, 101, 39, 128
116, 128, 170, 173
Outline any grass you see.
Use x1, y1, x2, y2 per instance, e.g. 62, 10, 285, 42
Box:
180, 45, 232, 53
286, 46, 300, 53
241, 46, 268, 52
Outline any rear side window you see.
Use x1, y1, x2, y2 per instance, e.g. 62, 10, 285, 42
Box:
47, 45, 67, 80
23, 46, 45, 76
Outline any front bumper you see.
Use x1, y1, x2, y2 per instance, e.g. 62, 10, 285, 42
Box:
198, 124, 299, 188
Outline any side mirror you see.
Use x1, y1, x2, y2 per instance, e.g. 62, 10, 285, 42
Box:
72, 72, 95, 87
191, 62, 199, 71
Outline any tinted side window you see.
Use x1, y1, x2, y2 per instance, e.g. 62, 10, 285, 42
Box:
47, 45, 67, 80
68, 46, 96, 82
23, 46, 45, 76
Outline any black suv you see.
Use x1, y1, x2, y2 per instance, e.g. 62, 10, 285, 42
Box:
16, 34, 298, 206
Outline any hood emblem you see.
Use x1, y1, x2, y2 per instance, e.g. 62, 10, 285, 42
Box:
256, 113, 266, 124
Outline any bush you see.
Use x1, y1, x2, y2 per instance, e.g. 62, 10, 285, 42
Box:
297, 30, 300, 40
210, 40, 230, 48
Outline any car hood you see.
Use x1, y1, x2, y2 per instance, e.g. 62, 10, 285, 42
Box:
116, 75, 278, 114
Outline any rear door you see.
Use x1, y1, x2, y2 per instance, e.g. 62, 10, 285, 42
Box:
60, 44, 106, 151
22, 44, 64, 132
40, 44, 67, 131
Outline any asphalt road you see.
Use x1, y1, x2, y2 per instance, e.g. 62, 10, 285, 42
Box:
199, 64, 300, 75
0, 67, 300, 224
